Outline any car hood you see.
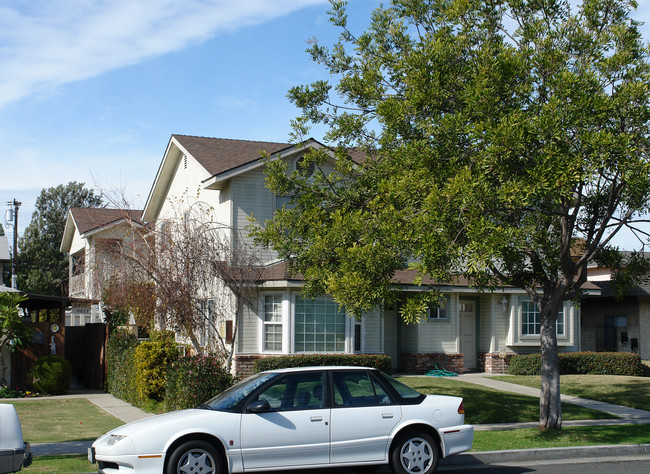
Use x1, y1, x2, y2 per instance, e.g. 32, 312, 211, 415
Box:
107, 408, 226, 437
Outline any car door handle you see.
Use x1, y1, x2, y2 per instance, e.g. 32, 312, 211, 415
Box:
310, 416, 323, 422
382, 413, 394, 419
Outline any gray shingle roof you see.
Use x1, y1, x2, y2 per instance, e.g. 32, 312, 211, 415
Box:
70, 208, 143, 235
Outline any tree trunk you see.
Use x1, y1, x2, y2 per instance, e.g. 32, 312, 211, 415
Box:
539, 305, 561, 429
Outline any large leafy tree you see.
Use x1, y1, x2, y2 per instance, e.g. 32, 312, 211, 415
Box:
18, 182, 104, 296
254, 0, 650, 429
0, 292, 30, 387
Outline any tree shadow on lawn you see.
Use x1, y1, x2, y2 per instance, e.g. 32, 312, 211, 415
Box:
404, 379, 616, 425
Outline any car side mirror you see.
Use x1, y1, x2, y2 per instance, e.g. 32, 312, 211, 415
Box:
248, 400, 271, 413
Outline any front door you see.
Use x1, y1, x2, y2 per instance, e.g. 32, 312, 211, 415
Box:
459, 300, 477, 371
240, 371, 330, 469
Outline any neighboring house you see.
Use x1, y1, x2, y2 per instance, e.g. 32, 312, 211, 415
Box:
0, 234, 10, 287
582, 257, 650, 360
139, 134, 598, 375
60, 208, 144, 326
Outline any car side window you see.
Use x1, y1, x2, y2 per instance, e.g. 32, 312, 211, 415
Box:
332, 371, 392, 407
254, 372, 325, 411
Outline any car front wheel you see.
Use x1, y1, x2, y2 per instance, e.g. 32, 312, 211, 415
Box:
167, 440, 223, 474
390, 431, 440, 474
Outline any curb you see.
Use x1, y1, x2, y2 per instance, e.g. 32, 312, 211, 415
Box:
442, 444, 650, 466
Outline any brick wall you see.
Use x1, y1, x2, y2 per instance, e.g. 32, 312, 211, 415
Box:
233, 354, 264, 378
400, 353, 464, 374
477, 352, 513, 374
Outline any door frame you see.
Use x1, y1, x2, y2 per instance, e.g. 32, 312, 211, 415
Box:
458, 297, 480, 371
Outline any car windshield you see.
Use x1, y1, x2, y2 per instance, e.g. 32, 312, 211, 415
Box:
203, 372, 277, 411
378, 372, 424, 400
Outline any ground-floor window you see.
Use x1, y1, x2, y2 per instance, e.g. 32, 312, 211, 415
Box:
263, 295, 283, 351
294, 295, 346, 352
521, 298, 565, 336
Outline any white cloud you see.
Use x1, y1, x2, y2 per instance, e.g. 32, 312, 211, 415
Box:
0, 0, 327, 109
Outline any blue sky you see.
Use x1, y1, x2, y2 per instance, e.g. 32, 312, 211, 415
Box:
0, 0, 649, 251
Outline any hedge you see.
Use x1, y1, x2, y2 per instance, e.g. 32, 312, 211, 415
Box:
134, 338, 179, 401
165, 354, 234, 411
254, 354, 392, 375
29, 355, 71, 395
509, 352, 644, 376
106, 329, 139, 405
106, 330, 234, 410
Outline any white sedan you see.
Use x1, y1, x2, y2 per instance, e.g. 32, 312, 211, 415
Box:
89, 366, 473, 474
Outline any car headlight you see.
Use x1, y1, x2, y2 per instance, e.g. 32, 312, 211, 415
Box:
107, 434, 127, 446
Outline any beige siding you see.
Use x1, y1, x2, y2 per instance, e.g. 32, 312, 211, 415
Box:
418, 295, 458, 353
494, 297, 510, 352
362, 310, 382, 353
238, 296, 260, 353
479, 295, 492, 352
401, 321, 419, 353
231, 168, 277, 264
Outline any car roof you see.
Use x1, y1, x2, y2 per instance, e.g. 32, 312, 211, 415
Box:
264, 366, 378, 374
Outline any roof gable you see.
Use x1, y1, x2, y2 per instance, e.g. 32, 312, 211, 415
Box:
173, 135, 292, 176
60, 208, 143, 252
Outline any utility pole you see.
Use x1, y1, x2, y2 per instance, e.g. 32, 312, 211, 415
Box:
5, 199, 21, 289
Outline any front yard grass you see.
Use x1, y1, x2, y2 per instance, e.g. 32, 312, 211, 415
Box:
491, 375, 650, 412
0, 399, 123, 443
472, 424, 650, 451
23, 455, 94, 473
399, 377, 616, 424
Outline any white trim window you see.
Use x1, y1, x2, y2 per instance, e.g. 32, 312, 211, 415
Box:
294, 295, 346, 352
428, 295, 450, 320
263, 295, 283, 352
521, 298, 565, 336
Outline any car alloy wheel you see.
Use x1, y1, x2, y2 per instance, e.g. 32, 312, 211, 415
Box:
168, 440, 222, 474
391, 432, 440, 474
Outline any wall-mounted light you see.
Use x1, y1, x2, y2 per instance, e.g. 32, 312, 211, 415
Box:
500, 296, 509, 312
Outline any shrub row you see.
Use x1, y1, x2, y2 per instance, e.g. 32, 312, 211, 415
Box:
29, 355, 71, 395
254, 354, 392, 375
106, 329, 233, 410
509, 352, 644, 376
165, 355, 234, 411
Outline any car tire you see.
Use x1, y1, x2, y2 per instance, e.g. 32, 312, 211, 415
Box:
390, 431, 440, 474
166, 440, 223, 474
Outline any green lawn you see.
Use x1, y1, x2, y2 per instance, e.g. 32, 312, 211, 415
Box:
472, 424, 650, 451
22, 455, 94, 474
399, 376, 616, 424
491, 375, 650, 412
0, 399, 123, 443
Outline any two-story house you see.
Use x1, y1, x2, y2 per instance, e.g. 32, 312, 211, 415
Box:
137, 134, 596, 375
60, 208, 145, 326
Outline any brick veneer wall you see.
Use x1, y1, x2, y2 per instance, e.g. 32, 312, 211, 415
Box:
477, 352, 513, 374
234, 354, 265, 378
400, 353, 464, 374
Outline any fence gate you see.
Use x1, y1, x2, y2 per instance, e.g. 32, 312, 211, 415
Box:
65, 323, 107, 390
